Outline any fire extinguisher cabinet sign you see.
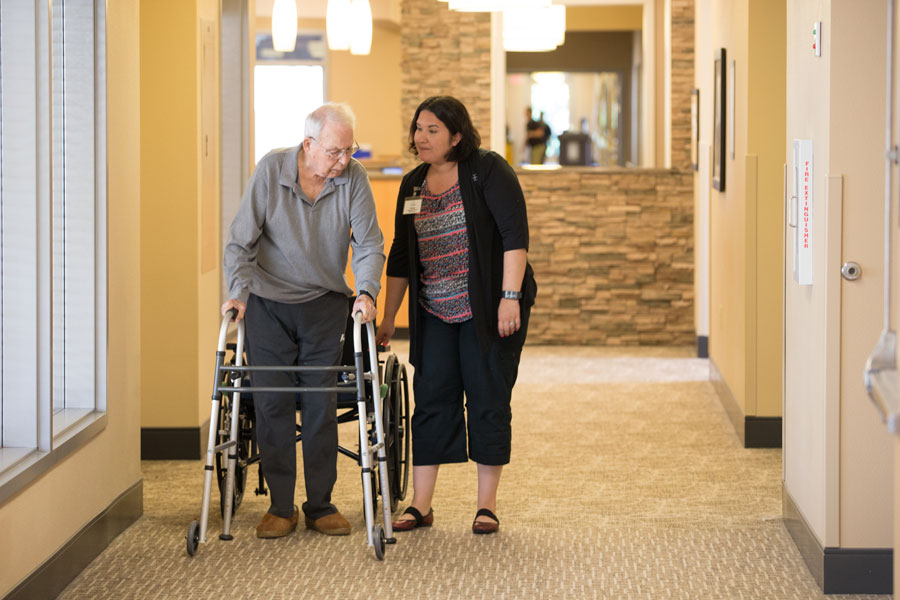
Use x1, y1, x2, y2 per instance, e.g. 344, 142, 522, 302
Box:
791, 139, 813, 285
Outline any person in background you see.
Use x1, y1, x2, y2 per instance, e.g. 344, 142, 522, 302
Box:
222, 102, 385, 540
376, 96, 537, 534
524, 106, 546, 164
539, 111, 552, 156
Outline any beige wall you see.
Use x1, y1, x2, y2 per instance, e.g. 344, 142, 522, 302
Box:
566, 6, 643, 32
0, 0, 143, 594
829, 0, 892, 548
698, 0, 784, 421
783, 0, 831, 541
141, 0, 222, 432
141, 0, 200, 429
328, 21, 402, 159
704, 0, 748, 414
746, 0, 786, 416
197, 0, 224, 426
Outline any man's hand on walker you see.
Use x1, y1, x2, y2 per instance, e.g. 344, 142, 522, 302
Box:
221, 299, 246, 322
353, 293, 377, 323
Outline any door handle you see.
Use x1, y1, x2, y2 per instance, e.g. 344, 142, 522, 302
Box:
841, 261, 861, 281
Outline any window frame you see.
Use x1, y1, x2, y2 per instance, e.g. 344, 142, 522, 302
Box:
0, 0, 107, 505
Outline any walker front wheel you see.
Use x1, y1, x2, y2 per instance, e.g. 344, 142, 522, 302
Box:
186, 520, 200, 556
373, 524, 386, 561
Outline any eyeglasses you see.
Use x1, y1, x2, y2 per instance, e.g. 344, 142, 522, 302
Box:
309, 137, 359, 161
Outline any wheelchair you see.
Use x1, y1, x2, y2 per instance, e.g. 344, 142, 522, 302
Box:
186, 303, 410, 561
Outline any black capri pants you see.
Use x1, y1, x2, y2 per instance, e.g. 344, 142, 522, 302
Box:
412, 307, 529, 466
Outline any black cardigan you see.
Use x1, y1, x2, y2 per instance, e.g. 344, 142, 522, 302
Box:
385, 149, 537, 368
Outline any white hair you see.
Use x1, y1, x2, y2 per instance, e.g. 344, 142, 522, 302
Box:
304, 102, 357, 139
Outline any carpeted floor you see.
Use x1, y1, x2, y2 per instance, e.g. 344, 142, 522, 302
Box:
57, 344, 892, 599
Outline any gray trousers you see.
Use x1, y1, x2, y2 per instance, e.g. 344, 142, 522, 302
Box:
244, 292, 348, 520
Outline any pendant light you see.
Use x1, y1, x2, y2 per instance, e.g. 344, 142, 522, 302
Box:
503, 5, 566, 52
349, 0, 373, 56
326, 0, 352, 51
271, 0, 298, 53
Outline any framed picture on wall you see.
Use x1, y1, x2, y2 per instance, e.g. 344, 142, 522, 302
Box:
712, 48, 726, 191
691, 88, 700, 171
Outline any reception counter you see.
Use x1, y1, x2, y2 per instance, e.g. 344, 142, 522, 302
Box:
359, 163, 695, 346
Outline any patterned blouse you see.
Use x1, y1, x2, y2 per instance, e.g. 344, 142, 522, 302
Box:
414, 180, 472, 322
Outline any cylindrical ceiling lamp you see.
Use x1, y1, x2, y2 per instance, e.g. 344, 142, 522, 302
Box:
271, 0, 298, 52
503, 5, 565, 52
349, 0, 373, 55
326, 0, 352, 51
449, 0, 550, 11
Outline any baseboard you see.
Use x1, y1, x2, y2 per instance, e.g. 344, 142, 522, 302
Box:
5, 479, 143, 600
141, 420, 209, 460
697, 335, 709, 358
744, 416, 781, 448
783, 484, 893, 594
709, 359, 782, 448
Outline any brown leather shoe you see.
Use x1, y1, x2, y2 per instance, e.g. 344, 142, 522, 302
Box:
392, 506, 433, 532
472, 508, 499, 534
256, 506, 299, 539
305, 511, 351, 536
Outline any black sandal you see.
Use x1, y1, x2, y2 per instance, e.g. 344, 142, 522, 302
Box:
472, 508, 499, 534
392, 506, 434, 531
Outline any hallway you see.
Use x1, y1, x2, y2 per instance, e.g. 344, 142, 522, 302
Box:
56, 345, 890, 599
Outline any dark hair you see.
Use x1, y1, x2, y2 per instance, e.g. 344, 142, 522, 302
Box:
408, 96, 481, 163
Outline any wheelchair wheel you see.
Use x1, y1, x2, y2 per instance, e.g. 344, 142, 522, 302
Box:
215, 392, 250, 519
381, 355, 410, 512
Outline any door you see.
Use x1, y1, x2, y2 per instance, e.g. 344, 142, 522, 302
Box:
784, 0, 892, 557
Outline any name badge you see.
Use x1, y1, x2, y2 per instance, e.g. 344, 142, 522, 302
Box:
403, 187, 424, 214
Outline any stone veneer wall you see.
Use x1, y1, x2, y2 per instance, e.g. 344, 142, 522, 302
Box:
400, 0, 695, 346
400, 1, 491, 170
519, 169, 694, 345
671, 0, 696, 171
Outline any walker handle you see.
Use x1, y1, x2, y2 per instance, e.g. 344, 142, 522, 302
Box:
217, 308, 244, 353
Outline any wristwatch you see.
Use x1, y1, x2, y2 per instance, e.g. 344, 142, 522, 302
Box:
502, 290, 523, 300
358, 290, 376, 305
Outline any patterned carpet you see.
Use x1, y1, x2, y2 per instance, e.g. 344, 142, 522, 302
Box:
57, 344, 892, 599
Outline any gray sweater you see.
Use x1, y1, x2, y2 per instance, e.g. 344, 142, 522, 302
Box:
224, 145, 385, 305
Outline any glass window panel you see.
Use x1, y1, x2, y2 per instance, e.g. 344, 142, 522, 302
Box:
0, 1, 42, 450
51, 0, 97, 418
51, 0, 66, 413
253, 65, 324, 163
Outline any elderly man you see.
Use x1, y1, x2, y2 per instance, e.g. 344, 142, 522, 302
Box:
222, 103, 385, 539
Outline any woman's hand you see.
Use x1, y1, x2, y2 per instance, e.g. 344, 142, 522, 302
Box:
497, 298, 520, 338
376, 316, 396, 346
221, 299, 246, 321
